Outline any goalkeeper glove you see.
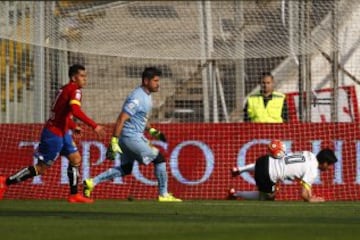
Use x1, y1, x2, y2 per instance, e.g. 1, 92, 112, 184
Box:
149, 128, 166, 142
106, 136, 122, 160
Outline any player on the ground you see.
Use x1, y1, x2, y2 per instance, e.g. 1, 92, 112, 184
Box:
230, 141, 337, 202
83, 67, 182, 202
0, 64, 105, 203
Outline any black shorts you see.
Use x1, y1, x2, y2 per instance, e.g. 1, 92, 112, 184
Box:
255, 155, 276, 194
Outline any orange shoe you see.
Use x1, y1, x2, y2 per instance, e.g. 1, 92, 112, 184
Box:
0, 176, 7, 200
227, 188, 237, 200
68, 193, 94, 203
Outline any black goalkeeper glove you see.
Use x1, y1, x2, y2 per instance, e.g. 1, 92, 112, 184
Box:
149, 128, 166, 142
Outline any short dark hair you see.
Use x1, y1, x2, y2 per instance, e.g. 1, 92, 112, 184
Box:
142, 67, 162, 82
316, 148, 338, 164
261, 72, 273, 80
69, 64, 85, 79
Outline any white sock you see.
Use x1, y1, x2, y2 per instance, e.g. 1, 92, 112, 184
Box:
234, 191, 259, 200
238, 163, 255, 173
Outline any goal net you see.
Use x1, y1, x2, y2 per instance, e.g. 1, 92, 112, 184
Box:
1, 0, 360, 201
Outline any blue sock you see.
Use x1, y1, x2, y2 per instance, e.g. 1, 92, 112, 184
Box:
93, 167, 122, 186
154, 162, 168, 196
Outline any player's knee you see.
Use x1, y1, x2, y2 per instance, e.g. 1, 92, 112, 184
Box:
121, 164, 133, 175
68, 152, 81, 167
70, 161, 81, 168
68, 156, 81, 167
35, 162, 49, 175
266, 193, 276, 201
259, 192, 276, 201
153, 153, 165, 165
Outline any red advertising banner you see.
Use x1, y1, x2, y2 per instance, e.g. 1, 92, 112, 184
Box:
1, 123, 360, 200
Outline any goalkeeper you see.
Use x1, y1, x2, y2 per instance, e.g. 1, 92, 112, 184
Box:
230, 141, 338, 202
83, 67, 181, 202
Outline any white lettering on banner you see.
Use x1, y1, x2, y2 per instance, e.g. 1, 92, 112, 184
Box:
312, 140, 322, 184
61, 156, 69, 184
80, 141, 123, 184
237, 139, 270, 185
357, 141, 360, 184
333, 141, 343, 184
170, 140, 214, 185
81, 141, 107, 180
132, 161, 156, 186
16, 139, 351, 186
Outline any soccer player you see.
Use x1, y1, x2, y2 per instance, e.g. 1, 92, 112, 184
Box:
0, 64, 105, 203
230, 139, 287, 178
83, 67, 182, 202
230, 145, 338, 202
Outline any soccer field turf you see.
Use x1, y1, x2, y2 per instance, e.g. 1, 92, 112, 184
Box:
1, 200, 359, 240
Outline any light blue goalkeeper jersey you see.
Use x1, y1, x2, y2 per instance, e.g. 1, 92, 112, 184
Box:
121, 86, 152, 138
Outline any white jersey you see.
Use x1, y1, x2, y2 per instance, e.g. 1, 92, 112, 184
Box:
268, 151, 319, 186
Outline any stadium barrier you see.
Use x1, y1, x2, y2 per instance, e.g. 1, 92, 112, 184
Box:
1, 123, 359, 200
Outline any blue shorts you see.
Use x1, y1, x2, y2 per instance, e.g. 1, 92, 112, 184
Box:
34, 128, 78, 166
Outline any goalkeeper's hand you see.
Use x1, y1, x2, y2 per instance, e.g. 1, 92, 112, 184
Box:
106, 136, 122, 160
149, 128, 166, 142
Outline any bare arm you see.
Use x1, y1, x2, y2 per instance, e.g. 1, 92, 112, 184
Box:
300, 181, 325, 203
112, 111, 130, 138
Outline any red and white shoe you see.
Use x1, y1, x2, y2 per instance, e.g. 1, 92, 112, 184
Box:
231, 167, 240, 177
0, 176, 8, 200
227, 188, 237, 200
68, 193, 94, 203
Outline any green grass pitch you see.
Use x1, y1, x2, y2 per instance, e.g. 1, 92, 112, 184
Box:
1, 200, 359, 240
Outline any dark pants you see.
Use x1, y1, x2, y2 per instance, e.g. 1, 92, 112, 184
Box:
255, 155, 276, 195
